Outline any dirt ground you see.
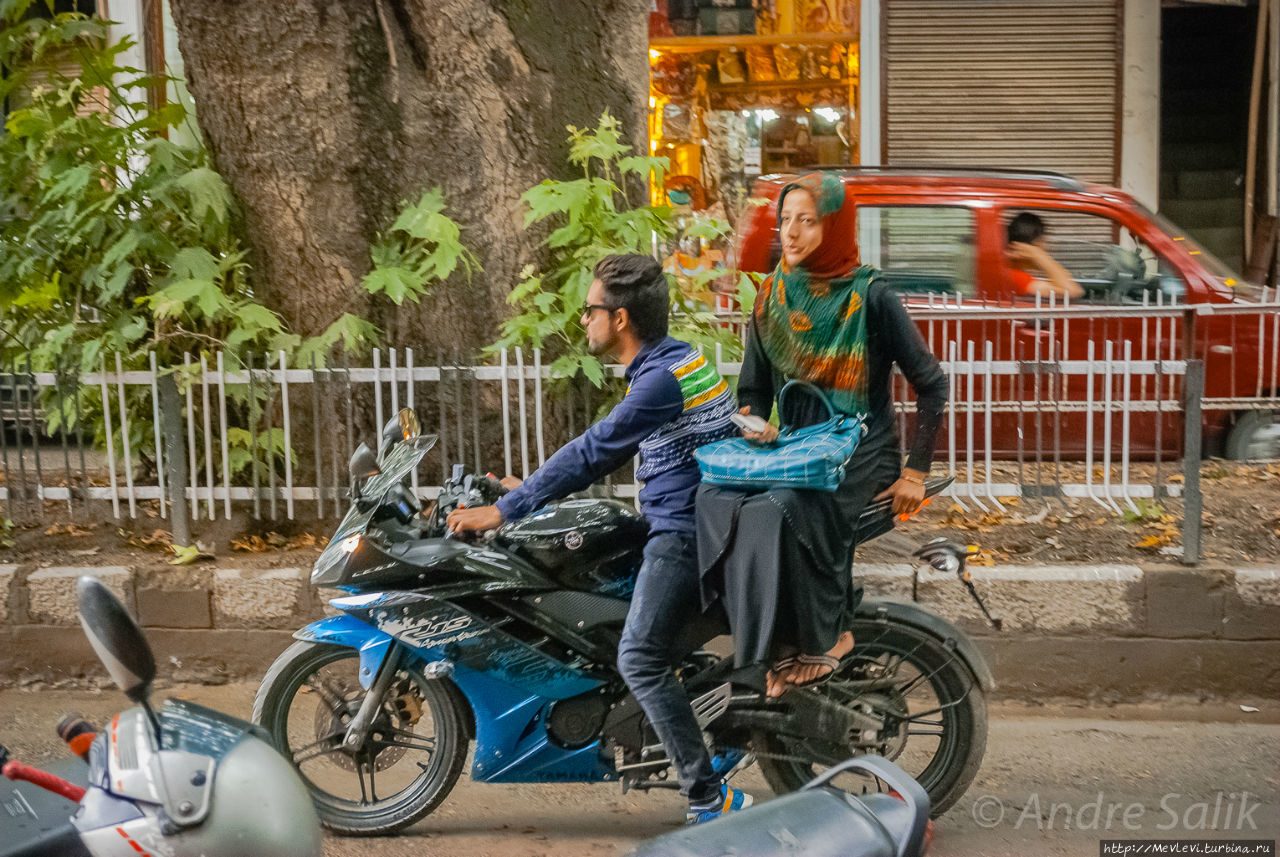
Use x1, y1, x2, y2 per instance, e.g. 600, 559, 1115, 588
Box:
4, 460, 1277, 572
1, 682, 1276, 857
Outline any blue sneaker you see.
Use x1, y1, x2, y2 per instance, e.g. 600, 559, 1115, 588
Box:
686, 784, 754, 825
710, 748, 749, 778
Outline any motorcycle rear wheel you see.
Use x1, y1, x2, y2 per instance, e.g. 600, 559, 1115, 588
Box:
253, 641, 469, 836
753, 619, 987, 817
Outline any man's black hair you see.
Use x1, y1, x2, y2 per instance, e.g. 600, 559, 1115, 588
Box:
594, 254, 670, 343
1008, 211, 1047, 245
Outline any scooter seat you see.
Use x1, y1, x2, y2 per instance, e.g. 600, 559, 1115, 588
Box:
630, 787, 909, 857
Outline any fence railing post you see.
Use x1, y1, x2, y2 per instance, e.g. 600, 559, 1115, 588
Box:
1181, 359, 1204, 566
157, 373, 191, 547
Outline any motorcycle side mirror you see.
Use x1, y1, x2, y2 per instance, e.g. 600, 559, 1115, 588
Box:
349, 442, 381, 493
378, 408, 421, 460
398, 408, 420, 441
76, 576, 156, 706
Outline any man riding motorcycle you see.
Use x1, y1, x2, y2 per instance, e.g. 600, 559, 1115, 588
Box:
447, 253, 749, 824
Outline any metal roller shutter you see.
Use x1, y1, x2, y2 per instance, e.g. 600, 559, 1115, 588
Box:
884, 0, 1120, 183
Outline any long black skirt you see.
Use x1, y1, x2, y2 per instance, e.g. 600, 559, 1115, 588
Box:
695, 429, 901, 668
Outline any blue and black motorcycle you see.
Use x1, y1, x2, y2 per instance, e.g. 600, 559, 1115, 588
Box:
253, 409, 996, 835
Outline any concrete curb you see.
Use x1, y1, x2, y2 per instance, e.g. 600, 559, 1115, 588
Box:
25, 566, 133, 626
1, 561, 1277, 697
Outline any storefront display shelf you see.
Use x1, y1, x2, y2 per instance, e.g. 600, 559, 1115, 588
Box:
650, 32, 855, 51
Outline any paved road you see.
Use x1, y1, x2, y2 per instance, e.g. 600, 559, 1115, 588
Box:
1, 683, 1276, 857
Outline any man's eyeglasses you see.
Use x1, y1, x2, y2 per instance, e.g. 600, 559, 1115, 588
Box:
581, 303, 616, 318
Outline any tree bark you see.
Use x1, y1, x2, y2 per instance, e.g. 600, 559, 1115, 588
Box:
167, 0, 648, 350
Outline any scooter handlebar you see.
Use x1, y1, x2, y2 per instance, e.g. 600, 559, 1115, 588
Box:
2, 761, 87, 804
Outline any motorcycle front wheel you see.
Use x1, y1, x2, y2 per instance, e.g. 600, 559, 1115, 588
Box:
253, 641, 470, 836
753, 618, 988, 816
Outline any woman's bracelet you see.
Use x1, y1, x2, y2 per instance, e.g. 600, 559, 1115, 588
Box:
901, 474, 925, 485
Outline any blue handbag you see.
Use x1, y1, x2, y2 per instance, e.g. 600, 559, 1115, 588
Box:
694, 380, 867, 492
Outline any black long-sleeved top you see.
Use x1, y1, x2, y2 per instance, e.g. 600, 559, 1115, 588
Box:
737, 280, 948, 472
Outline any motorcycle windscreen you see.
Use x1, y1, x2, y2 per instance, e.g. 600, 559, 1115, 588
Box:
313, 436, 435, 585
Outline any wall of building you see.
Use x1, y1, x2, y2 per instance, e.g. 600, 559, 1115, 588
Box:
1121, 0, 1160, 208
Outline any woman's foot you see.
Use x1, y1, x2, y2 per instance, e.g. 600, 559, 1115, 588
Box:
786, 631, 855, 688
765, 655, 798, 698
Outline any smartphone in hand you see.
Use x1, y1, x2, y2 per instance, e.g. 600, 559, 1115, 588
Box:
730, 412, 769, 434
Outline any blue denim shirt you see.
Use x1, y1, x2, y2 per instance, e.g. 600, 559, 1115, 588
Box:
495, 337, 736, 534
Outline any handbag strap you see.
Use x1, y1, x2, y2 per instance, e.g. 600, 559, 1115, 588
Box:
776, 379, 839, 432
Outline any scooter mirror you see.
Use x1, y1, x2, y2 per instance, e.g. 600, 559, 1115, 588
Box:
76, 576, 155, 705
349, 442, 381, 489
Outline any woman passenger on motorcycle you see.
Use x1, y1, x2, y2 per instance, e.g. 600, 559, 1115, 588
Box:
696, 173, 948, 698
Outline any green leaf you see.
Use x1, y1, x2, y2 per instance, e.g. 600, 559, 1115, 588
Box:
234, 302, 283, 333
168, 247, 221, 283
173, 167, 230, 226
43, 163, 92, 201
148, 277, 226, 319
389, 188, 446, 237
363, 266, 420, 305
102, 227, 143, 269
567, 111, 628, 167
580, 355, 604, 387
115, 314, 147, 344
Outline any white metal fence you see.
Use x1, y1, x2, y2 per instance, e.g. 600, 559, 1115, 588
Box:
3, 301, 1279, 565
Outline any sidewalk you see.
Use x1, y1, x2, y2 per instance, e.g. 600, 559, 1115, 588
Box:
1, 560, 1276, 698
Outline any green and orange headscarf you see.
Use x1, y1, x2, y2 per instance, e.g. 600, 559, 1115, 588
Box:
753, 172, 875, 417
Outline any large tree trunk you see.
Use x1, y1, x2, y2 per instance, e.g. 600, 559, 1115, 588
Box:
168, 0, 648, 349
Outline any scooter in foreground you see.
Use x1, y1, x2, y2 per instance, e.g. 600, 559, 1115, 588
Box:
631, 754, 931, 857
0, 577, 322, 857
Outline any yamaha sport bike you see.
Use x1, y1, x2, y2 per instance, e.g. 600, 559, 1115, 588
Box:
253, 409, 998, 835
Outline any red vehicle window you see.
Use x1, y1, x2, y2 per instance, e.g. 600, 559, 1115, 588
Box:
855, 205, 978, 298
999, 207, 1188, 306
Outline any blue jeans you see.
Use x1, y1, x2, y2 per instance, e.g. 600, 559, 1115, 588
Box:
617, 531, 720, 805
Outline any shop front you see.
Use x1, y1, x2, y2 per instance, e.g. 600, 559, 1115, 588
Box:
647, 1, 864, 227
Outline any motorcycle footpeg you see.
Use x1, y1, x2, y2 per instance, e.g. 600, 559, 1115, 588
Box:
689, 682, 732, 730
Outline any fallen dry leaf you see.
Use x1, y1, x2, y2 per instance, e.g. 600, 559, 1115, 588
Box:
44, 523, 95, 537
118, 528, 174, 550
232, 532, 323, 553
231, 535, 270, 553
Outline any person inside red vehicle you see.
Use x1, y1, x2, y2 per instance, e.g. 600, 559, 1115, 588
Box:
1005, 211, 1084, 300
696, 173, 948, 698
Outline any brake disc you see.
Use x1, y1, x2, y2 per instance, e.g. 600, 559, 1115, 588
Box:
310, 681, 413, 772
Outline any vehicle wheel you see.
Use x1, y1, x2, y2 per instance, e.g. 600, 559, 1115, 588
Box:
1224, 410, 1280, 461
252, 641, 469, 836
753, 619, 988, 817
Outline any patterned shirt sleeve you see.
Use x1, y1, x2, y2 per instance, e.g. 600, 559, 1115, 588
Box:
495, 368, 684, 522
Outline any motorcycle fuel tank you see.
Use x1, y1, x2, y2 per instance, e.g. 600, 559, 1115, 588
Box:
495, 499, 647, 597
